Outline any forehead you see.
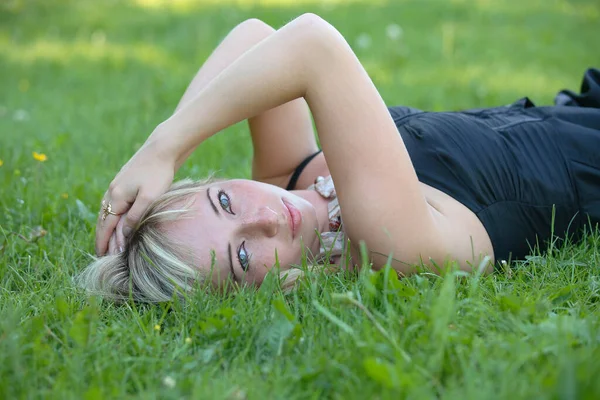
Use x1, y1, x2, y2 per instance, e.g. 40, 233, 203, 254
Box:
166, 190, 232, 276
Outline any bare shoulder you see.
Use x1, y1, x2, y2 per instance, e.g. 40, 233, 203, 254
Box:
420, 184, 495, 272
343, 183, 495, 275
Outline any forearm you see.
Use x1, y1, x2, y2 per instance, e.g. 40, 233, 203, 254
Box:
147, 19, 277, 169
150, 14, 338, 168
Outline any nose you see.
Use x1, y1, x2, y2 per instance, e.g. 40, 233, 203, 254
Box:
240, 206, 280, 238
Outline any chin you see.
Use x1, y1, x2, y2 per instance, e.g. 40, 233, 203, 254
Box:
298, 232, 320, 259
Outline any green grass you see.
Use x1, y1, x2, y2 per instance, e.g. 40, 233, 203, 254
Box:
1, 0, 600, 398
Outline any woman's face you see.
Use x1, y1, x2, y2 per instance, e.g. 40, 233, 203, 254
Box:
166, 179, 323, 287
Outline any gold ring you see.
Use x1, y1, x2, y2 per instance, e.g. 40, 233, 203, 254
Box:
101, 200, 119, 220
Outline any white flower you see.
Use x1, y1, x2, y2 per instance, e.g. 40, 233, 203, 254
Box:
13, 109, 29, 122
356, 33, 372, 49
386, 24, 403, 40
162, 376, 176, 389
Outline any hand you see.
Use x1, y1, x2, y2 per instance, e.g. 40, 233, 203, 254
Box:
107, 215, 126, 255
95, 140, 175, 256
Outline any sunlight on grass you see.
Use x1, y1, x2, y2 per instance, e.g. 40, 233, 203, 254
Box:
133, 0, 386, 11
452, 0, 599, 19
362, 57, 563, 99
362, 60, 394, 85
431, 64, 565, 97
0, 37, 177, 69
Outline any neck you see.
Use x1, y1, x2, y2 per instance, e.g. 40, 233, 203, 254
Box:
291, 189, 330, 234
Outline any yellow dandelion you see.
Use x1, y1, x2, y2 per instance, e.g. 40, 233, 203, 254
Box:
154, 324, 161, 331
33, 152, 47, 162
185, 337, 192, 345
61, 193, 69, 199
0, 159, 3, 167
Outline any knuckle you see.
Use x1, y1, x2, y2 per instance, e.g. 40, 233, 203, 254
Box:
137, 193, 154, 205
108, 185, 124, 200
108, 180, 119, 193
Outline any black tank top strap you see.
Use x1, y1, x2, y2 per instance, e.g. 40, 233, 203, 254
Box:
286, 149, 323, 190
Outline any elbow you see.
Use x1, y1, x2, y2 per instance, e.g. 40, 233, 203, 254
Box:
294, 13, 330, 30
289, 13, 350, 57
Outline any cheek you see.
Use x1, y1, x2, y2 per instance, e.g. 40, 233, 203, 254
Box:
252, 242, 302, 270
247, 247, 302, 286
252, 245, 279, 270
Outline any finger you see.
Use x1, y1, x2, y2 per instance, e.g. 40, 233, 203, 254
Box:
115, 215, 127, 252
95, 213, 121, 256
122, 191, 159, 238
95, 192, 114, 256
95, 192, 133, 256
108, 232, 118, 255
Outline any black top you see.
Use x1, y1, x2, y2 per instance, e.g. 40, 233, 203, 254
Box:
285, 150, 322, 191
289, 69, 600, 262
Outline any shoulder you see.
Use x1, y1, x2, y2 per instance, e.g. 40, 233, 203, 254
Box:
420, 183, 495, 272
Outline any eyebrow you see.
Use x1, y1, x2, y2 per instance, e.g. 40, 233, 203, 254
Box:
207, 187, 237, 282
228, 243, 238, 282
206, 187, 219, 216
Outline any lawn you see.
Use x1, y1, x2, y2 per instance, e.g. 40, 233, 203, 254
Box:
1, 0, 600, 398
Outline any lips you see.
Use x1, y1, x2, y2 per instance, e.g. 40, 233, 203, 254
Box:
282, 198, 301, 239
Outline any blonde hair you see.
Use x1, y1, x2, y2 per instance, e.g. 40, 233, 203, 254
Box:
77, 178, 325, 302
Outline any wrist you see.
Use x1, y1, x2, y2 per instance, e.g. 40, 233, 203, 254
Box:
145, 123, 182, 168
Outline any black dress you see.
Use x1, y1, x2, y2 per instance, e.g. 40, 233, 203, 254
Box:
289, 69, 600, 262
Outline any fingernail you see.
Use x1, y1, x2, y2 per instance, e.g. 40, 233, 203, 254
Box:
123, 227, 132, 238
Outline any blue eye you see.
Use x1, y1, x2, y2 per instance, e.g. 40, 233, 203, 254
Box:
218, 190, 234, 215
237, 241, 250, 271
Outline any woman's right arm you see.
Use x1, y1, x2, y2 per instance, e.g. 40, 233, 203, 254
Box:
144, 14, 460, 272
96, 18, 321, 256
105, 13, 488, 271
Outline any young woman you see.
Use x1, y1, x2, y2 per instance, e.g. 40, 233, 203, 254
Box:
80, 15, 600, 302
